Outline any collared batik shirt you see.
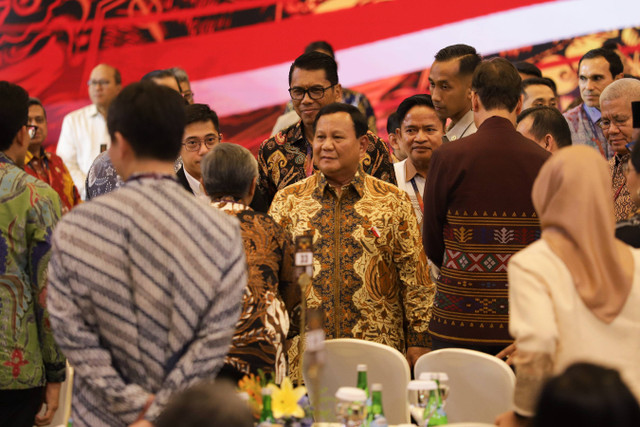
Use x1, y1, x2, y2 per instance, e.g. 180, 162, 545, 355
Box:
0, 152, 65, 390
270, 169, 433, 373
212, 201, 300, 384
258, 121, 396, 207
611, 153, 636, 221
25, 147, 81, 213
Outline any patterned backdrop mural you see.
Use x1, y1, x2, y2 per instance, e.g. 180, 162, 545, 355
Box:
1, 0, 639, 154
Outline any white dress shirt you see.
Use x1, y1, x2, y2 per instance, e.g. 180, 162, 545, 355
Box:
184, 168, 211, 203
56, 104, 110, 199
444, 109, 477, 142
393, 159, 425, 226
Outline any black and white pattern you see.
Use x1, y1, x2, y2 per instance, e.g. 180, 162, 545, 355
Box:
47, 177, 247, 426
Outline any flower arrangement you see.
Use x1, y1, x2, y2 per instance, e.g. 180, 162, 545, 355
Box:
238, 371, 313, 426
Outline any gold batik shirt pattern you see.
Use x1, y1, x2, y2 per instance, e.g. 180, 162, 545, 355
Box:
611, 154, 637, 221
269, 169, 433, 365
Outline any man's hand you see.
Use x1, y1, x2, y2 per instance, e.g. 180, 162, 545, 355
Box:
496, 343, 517, 366
35, 382, 62, 426
495, 410, 530, 427
406, 346, 430, 367
128, 421, 154, 427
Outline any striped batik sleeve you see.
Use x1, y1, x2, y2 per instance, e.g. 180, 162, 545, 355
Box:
144, 230, 247, 420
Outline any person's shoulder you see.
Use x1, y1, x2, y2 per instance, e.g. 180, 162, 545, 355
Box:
260, 121, 299, 151
364, 174, 405, 197
365, 131, 387, 146
271, 174, 317, 206
562, 104, 581, 118
63, 104, 94, 121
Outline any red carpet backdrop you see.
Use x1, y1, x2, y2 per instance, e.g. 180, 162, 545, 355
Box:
1, 0, 639, 153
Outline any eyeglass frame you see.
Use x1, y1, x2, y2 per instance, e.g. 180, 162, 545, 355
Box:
598, 115, 631, 132
288, 84, 336, 101
26, 124, 38, 139
182, 133, 222, 152
87, 79, 114, 87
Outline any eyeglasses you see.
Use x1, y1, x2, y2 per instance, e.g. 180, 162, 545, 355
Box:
87, 79, 113, 87
598, 115, 630, 132
27, 125, 38, 139
182, 134, 221, 151
288, 84, 336, 101
182, 91, 195, 101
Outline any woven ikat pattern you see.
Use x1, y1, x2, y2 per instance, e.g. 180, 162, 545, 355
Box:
430, 210, 541, 345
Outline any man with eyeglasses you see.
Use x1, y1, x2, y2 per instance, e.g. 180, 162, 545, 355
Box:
563, 48, 624, 160
56, 63, 122, 199
176, 104, 221, 200
24, 98, 81, 213
257, 51, 395, 209
600, 78, 640, 221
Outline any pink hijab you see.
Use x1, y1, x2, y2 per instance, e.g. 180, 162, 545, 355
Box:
532, 145, 634, 323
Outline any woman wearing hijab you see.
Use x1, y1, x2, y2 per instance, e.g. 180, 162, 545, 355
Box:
496, 146, 640, 427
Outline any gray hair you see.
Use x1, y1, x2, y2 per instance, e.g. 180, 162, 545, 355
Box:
170, 67, 190, 84
600, 78, 640, 105
201, 143, 258, 200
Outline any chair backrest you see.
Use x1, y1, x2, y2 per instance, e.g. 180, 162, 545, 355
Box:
44, 362, 74, 427
303, 338, 411, 424
414, 348, 515, 423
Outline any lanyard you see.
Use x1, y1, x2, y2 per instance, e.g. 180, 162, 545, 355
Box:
410, 178, 424, 214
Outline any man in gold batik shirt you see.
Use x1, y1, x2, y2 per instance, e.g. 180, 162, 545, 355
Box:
269, 103, 434, 375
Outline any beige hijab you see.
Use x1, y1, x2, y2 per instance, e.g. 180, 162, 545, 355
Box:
532, 145, 634, 323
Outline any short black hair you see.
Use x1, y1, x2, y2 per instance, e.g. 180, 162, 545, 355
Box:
0, 81, 29, 151
395, 94, 445, 128
434, 44, 482, 76
289, 51, 339, 86
305, 41, 335, 58
387, 112, 401, 135
185, 104, 219, 132
517, 106, 572, 148
28, 97, 47, 119
579, 48, 624, 79
472, 58, 522, 112
141, 69, 181, 89
522, 77, 556, 95
314, 103, 367, 138
514, 61, 542, 78
107, 81, 186, 161
534, 363, 640, 427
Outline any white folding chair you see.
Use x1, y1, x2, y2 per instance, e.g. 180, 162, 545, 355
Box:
302, 338, 411, 424
414, 348, 514, 423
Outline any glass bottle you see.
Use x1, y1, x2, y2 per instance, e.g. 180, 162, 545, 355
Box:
356, 364, 369, 398
368, 383, 388, 427
259, 387, 275, 426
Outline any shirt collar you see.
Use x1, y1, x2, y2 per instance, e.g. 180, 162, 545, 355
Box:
583, 104, 602, 123
445, 110, 475, 141
88, 104, 101, 117
403, 159, 424, 182
184, 168, 204, 196
24, 147, 45, 165
316, 167, 366, 198
0, 151, 15, 166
